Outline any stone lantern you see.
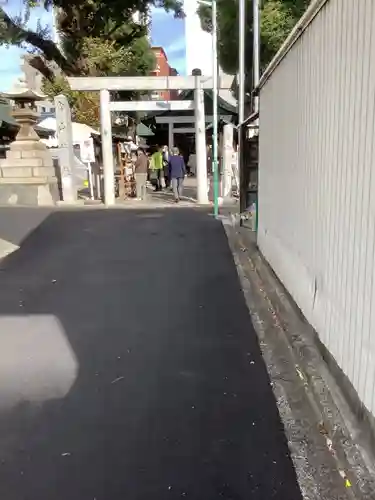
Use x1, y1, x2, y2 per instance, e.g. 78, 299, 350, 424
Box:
0, 85, 58, 205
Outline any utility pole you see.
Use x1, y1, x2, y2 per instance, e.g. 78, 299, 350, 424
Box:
238, 0, 246, 126
253, 0, 260, 232
212, 0, 219, 217
198, 0, 219, 215
238, 0, 246, 213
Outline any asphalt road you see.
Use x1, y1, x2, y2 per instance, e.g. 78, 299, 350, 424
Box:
0, 208, 302, 500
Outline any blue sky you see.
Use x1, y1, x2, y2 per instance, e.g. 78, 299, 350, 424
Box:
0, 5, 186, 92
0, 1, 52, 91
150, 8, 186, 75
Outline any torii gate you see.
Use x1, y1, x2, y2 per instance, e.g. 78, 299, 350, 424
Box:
68, 74, 233, 206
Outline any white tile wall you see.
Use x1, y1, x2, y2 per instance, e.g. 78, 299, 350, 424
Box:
258, 0, 375, 414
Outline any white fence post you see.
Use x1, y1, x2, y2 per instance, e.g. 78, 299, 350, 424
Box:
194, 76, 209, 205
100, 89, 115, 206
222, 123, 234, 199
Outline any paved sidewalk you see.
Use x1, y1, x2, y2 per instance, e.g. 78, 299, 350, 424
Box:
114, 177, 199, 208
0, 208, 302, 500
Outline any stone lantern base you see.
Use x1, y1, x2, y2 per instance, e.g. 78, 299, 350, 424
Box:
0, 85, 60, 206
0, 140, 59, 206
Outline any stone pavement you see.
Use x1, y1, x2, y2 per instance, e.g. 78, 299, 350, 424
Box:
113, 177, 239, 210
114, 177, 199, 208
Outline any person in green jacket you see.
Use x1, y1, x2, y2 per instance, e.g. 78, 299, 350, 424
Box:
150, 146, 164, 191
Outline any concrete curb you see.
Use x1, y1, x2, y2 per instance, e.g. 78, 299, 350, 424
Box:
223, 219, 375, 499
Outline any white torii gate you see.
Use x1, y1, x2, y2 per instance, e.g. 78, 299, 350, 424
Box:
157, 115, 234, 149
68, 74, 233, 206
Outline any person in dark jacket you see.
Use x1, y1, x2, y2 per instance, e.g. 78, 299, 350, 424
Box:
169, 147, 186, 203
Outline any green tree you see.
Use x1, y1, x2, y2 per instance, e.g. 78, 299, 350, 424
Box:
1, 0, 183, 131
42, 74, 101, 127
198, 0, 310, 77
41, 36, 155, 127
0, 0, 183, 78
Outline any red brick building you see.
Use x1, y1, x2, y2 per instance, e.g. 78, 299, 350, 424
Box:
150, 47, 178, 101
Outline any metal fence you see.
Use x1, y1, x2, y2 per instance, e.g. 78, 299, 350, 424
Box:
258, 0, 375, 415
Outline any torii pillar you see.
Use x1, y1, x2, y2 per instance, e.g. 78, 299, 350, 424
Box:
68, 74, 233, 206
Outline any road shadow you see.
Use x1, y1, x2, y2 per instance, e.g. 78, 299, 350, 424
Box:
0, 208, 303, 500
0, 206, 53, 246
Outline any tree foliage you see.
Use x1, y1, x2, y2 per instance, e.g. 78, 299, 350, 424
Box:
41, 36, 156, 127
198, 0, 311, 77
0, 0, 184, 78
1, 0, 184, 129
42, 74, 101, 127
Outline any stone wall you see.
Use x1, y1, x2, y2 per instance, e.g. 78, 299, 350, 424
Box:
0, 142, 59, 206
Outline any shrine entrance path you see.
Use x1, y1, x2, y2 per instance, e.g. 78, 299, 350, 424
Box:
0, 207, 302, 500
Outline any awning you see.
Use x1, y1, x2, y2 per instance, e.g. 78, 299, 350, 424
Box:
141, 88, 237, 123
136, 122, 154, 137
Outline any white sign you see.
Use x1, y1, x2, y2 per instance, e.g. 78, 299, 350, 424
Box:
80, 138, 95, 163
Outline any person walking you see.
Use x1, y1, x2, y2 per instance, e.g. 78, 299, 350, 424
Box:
134, 148, 148, 200
169, 147, 186, 203
162, 145, 170, 188
187, 152, 197, 177
150, 146, 164, 191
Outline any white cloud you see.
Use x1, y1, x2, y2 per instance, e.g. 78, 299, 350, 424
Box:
165, 36, 186, 57
172, 58, 186, 75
